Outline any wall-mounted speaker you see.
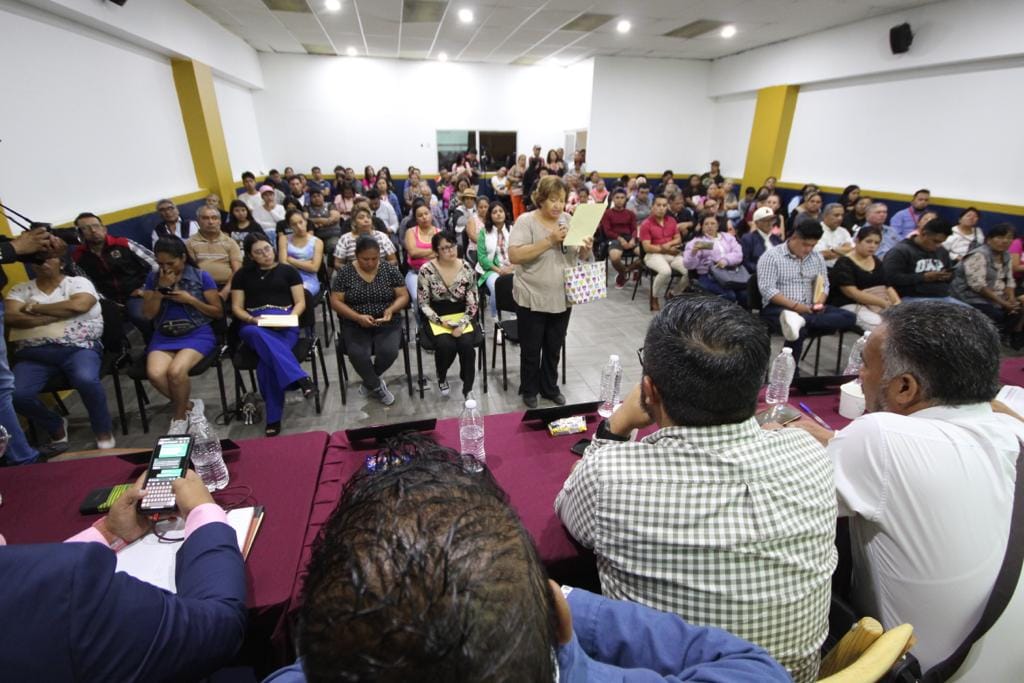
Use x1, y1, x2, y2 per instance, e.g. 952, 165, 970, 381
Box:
890, 23, 913, 54
108, 0, 127, 6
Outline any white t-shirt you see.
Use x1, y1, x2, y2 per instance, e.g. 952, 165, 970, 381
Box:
829, 403, 1024, 675
252, 204, 285, 237
6, 276, 102, 349
815, 224, 853, 267
240, 192, 263, 213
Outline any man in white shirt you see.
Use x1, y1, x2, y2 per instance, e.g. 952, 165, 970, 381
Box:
791, 301, 1024, 679
239, 171, 263, 213
366, 188, 398, 235
251, 185, 285, 240
814, 203, 853, 267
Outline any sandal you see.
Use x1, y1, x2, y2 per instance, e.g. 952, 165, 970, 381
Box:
298, 376, 315, 399
265, 422, 282, 437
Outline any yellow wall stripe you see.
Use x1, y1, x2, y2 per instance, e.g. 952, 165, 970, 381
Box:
53, 189, 211, 229
0, 196, 29, 291
171, 59, 237, 209
741, 85, 799, 194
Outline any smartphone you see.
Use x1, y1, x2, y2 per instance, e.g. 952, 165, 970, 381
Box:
157, 286, 174, 295
570, 438, 591, 457
755, 404, 802, 426
139, 435, 194, 512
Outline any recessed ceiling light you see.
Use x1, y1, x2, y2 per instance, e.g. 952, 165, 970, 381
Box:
324, 0, 341, 11
438, 52, 449, 62
458, 8, 474, 23
346, 46, 358, 57
720, 24, 737, 38
616, 19, 631, 34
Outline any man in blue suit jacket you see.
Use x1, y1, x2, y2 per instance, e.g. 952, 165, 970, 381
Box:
741, 206, 783, 275
0, 470, 247, 682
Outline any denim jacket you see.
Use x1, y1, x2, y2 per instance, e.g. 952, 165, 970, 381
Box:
155, 265, 212, 330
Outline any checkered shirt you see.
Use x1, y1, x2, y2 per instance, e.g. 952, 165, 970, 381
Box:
757, 242, 829, 305
555, 418, 837, 682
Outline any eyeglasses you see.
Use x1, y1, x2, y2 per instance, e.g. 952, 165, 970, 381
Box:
250, 246, 275, 256
438, 244, 457, 252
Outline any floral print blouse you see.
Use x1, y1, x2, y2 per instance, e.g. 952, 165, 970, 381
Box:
416, 260, 479, 328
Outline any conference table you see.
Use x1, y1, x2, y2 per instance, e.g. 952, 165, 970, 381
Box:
0, 430, 330, 674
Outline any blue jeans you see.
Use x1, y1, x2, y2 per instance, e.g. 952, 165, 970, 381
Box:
761, 304, 858, 365
0, 307, 37, 463
698, 273, 748, 307
13, 344, 112, 437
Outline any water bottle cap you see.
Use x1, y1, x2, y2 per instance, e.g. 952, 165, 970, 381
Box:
781, 348, 793, 355
609, 354, 620, 362
465, 399, 477, 409
862, 331, 871, 338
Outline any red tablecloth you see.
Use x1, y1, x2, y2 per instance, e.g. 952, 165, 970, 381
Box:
0, 430, 329, 674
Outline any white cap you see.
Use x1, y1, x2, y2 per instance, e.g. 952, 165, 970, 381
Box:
465, 399, 477, 409
609, 354, 620, 362
781, 348, 793, 355
753, 206, 775, 222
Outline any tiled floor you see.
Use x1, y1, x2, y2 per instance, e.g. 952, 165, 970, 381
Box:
46, 274, 1014, 452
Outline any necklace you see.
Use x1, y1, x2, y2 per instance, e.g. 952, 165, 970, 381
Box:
258, 264, 276, 280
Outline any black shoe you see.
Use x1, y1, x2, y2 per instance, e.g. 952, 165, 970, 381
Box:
523, 394, 538, 409
543, 392, 566, 405
265, 421, 282, 437
35, 442, 69, 461
298, 377, 315, 399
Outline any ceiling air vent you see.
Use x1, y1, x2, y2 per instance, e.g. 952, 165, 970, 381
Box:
560, 13, 615, 32
403, 0, 446, 23
663, 19, 726, 39
262, 0, 312, 12
304, 43, 336, 55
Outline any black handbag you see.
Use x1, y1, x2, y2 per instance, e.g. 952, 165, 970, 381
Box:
158, 319, 201, 337
709, 264, 751, 290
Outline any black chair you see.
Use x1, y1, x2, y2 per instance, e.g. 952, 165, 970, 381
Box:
414, 297, 488, 398
231, 291, 329, 414
490, 274, 566, 392
630, 242, 681, 304
27, 298, 132, 436
315, 262, 335, 348
123, 315, 230, 433
333, 305, 413, 405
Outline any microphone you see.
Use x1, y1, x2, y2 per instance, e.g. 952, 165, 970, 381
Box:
558, 215, 568, 254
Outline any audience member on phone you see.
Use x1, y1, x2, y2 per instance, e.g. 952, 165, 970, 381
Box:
0, 470, 246, 681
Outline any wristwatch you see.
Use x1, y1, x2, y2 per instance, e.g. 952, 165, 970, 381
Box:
595, 418, 630, 442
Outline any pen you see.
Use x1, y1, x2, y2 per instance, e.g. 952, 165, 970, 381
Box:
798, 402, 833, 431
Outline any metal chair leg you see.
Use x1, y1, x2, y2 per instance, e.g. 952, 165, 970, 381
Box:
111, 370, 128, 435
561, 341, 567, 385
134, 379, 149, 433
501, 336, 509, 392
415, 340, 425, 399
335, 343, 348, 405
311, 345, 323, 414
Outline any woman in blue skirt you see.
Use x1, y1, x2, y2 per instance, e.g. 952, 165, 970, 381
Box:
231, 233, 314, 436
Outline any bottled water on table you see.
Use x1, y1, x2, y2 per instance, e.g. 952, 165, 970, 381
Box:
598, 354, 623, 418
190, 419, 230, 491
765, 347, 796, 421
459, 399, 486, 472
843, 331, 872, 378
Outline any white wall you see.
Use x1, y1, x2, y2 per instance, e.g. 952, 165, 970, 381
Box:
783, 61, 1024, 205
214, 77, 267, 180
0, 5, 197, 224
253, 54, 593, 173
588, 57, 712, 174
708, 94, 757, 180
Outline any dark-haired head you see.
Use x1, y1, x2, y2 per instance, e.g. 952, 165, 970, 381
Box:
299, 435, 557, 682
856, 225, 883, 242
431, 231, 457, 254
354, 234, 380, 256
242, 232, 274, 265
958, 206, 981, 224
153, 236, 188, 261
227, 199, 254, 228
920, 217, 953, 238
987, 222, 1015, 241
867, 302, 1000, 413
640, 295, 771, 426
792, 216, 824, 240
485, 202, 507, 232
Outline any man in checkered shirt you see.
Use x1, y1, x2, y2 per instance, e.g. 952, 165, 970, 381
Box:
555, 295, 836, 682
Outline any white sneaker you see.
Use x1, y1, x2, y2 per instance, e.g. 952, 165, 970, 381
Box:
97, 436, 116, 449
373, 380, 396, 406
780, 310, 806, 342
169, 418, 189, 434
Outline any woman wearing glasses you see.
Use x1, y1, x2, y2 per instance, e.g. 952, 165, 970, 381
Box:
231, 233, 314, 436
417, 232, 481, 399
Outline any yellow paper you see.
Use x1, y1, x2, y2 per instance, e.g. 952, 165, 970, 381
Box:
564, 203, 607, 246
429, 313, 474, 336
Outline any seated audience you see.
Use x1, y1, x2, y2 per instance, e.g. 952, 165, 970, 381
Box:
626, 183, 653, 224
475, 201, 513, 315
787, 183, 818, 216
419, 180, 448, 229
829, 226, 900, 331
404, 203, 440, 304
858, 202, 900, 258
556, 296, 835, 682
0, 470, 246, 681
741, 206, 782, 275
239, 170, 264, 212
330, 236, 409, 407
815, 202, 854, 266
758, 220, 857, 362
333, 183, 357, 220
374, 176, 401, 220
890, 188, 930, 238
279, 210, 323, 297
6, 254, 113, 450
333, 206, 397, 270
490, 165, 510, 211
951, 223, 1024, 339
944, 206, 985, 262
883, 217, 963, 305
267, 438, 789, 683
842, 195, 872, 231
143, 237, 224, 434
666, 192, 695, 238
308, 166, 332, 197
252, 185, 285, 241
202, 193, 228, 224
340, 196, 388, 235
639, 194, 686, 311
790, 302, 1024, 678
838, 184, 860, 213
366, 188, 398, 237
72, 211, 156, 341
186, 205, 242, 302
417, 232, 481, 398
1010, 229, 1024, 287
465, 195, 488, 266
788, 190, 823, 227
598, 188, 640, 289
224, 198, 263, 249
683, 213, 745, 305
304, 188, 342, 259
151, 198, 195, 246
700, 160, 725, 188
591, 176, 609, 204
231, 234, 314, 437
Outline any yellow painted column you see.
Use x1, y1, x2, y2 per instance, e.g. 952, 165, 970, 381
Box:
0, 199, 28, 292
171, 59, 237, 207
741, 85, 799, 192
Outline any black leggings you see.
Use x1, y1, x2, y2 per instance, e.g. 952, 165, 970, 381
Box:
516, 304, 569, 398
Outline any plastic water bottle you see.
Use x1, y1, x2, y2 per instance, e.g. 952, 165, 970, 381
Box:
190, 420, 230, 491
598, 354, 623, 418
843, 331, 871, 379
459, 399, 486, 472
765, 348, 796, 420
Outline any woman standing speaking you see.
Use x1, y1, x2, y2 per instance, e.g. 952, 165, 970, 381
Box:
509, 175, 592, 408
